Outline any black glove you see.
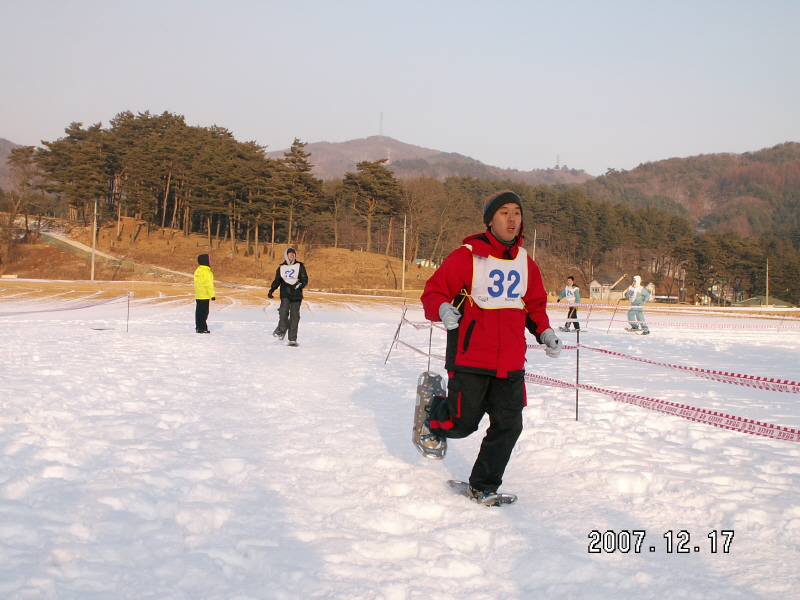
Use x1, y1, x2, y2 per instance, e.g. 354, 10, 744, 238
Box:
268, 292, 274, 299
211, 297, 215, 301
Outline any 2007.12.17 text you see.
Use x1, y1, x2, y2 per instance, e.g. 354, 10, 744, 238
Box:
588, 530, 734, 554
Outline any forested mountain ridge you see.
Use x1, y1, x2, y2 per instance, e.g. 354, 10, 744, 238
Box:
583, 142, 800, 238
2, 113, 799, 304
266, 136, 592, 185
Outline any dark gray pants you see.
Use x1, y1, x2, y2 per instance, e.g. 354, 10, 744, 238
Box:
274, 298, 301, 341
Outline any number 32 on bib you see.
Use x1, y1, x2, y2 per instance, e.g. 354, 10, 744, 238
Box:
469, 248, 528, 310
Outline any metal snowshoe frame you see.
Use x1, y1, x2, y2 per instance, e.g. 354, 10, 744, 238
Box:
413, 371, 447, 459
447, 480, 517, 506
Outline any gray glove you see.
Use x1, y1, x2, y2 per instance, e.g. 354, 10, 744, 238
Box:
540, 328, 562, 358
438, 302, 461, 330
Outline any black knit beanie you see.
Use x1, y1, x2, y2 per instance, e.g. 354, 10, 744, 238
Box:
483, 191, 523, 225
197, 254, 210, 266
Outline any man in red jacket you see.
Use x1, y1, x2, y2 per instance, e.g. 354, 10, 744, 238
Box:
421, 190, 562, 501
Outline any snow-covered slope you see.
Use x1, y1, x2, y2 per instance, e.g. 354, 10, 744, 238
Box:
1, 290, 798, 599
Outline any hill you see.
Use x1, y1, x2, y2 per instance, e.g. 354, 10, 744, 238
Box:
0, 137, 21, 191
583, 142, 800, 236
0, 218, 437, 299
266, 136, 592, 185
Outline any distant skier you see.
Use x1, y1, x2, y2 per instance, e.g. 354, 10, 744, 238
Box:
193, 254, 215, 333
420, 190, 561, 503
625, 275, 651, 335
268, 247, 308, 347
558, 276, 581, 332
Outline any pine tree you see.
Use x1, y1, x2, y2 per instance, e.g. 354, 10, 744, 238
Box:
343, 159, 401, 253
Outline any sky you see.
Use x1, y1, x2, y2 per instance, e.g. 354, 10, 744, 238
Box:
1, 0, 799, 176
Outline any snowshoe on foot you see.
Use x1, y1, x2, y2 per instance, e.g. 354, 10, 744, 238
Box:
447, 480, 517, 506
412, 372, 447, 459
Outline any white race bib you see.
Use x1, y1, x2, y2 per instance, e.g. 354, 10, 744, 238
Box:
470, 247, 528, 310
280, 264, 300, 285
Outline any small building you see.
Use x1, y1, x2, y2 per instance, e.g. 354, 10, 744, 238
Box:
732, 295, 794, 308
415, 258, 437, 268
589, 273, 628, 301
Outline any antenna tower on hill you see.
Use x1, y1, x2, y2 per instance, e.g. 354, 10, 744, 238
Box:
379, 113, 384, 137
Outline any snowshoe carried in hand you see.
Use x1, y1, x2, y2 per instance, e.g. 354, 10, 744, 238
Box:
412, 371, 447, 460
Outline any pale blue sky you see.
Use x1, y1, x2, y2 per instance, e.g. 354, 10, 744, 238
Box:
2, 0, 798, 175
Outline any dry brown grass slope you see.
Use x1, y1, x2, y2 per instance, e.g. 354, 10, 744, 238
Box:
2, 217, 436, 301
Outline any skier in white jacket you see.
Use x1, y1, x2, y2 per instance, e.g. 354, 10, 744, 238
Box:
557, 276, 581, 332
625, 275, 651, 335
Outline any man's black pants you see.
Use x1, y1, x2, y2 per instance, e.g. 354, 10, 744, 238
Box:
428, 370, 524, 493
195, 299, 210, 332
565, 306, 580, 330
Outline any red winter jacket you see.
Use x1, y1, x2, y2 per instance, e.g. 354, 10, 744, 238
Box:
421, 230, 551, 378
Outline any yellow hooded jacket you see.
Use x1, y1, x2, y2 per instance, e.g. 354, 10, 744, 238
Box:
194, 265, 215, 300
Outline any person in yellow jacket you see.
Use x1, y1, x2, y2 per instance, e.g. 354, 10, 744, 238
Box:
193, 254, 216, 333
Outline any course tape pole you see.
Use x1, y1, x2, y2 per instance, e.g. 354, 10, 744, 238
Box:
402, 315, 446, 331
0, 294, 129, 317
524, 343, 799, 394
578, 344, 800, 394
607, 318, 800, 330
524, 372, 800, 443
392, 337, 800, 443
395, 338, 446, 362
385, 305, 407, 364
401, 320, 795, 393
548, 301, 800, 315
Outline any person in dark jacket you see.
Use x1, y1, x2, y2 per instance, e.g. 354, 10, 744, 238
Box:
268, 247, 308, 346
193, 254, 215, 333
420, 190, 561, 501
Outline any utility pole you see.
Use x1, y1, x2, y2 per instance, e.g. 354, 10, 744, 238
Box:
91, 197, 98, 281
766, 258, 770, 306
401, 215, 407, 292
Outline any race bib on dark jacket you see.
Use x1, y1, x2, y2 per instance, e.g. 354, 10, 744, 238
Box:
280, 264, 300, 285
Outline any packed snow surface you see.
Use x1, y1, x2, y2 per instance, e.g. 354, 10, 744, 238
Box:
1, 287, 799, 599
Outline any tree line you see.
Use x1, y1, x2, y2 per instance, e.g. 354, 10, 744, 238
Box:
1, 110, 798, 304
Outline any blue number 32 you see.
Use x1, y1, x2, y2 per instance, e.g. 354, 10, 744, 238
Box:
488, 269, 521, 298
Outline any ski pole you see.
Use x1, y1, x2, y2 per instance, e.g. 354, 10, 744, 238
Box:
575, 328, 580, 421
606, 299, 623, 334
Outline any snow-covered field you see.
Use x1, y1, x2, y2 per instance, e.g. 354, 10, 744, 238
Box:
1, 285, 799, 600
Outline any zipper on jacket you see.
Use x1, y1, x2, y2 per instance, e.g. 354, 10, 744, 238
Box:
462, 320, 476, 352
